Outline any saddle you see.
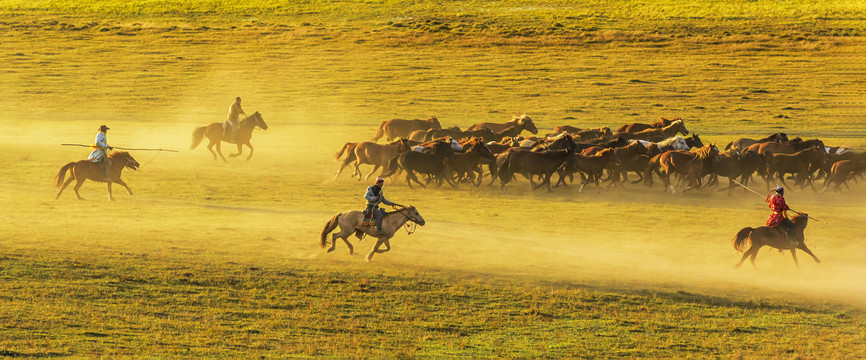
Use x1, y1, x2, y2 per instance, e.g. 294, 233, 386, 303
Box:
361, 208, 375, 227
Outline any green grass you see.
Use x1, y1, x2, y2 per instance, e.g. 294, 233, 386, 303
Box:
1, 0, 866, 358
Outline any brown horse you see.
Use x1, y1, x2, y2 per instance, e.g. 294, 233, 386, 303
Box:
499, 148, 571, 191
733, 214, 820, 268
449, 138, 495, 186
467, 114, 538, 135
320, 206, 425, 262
352, 139, 415, 181
765, 147, 828, 191
389, 140, 457, 188
823, 159, 865, 192
555, 148, 619, 191
725, 132, 788, 152
655, 144, 718, 192
615, 117, 681, 133
55, 151, 140, 201
372, 116, 440, 142
191, 112, 268, 162
615, 120, 688, 141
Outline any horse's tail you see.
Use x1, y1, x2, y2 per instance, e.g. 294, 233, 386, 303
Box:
55, 162, 76, 188
732, 227, 753, 252
335, 142, 355, 160
372, 121, 386, 142
320, 213, 340, 248
724, 141, 733, 151
191, 126, 208, 149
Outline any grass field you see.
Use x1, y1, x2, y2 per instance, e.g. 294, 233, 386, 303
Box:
1, 1, 866, 358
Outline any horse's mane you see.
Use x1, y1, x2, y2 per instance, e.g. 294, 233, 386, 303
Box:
108, 151, 129, 159
694, 145, 716, 159
657, 136, 684, 148
758, 132, 786, 142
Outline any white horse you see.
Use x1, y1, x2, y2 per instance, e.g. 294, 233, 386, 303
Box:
320, 206, 425, 262
658, 136, 690, 150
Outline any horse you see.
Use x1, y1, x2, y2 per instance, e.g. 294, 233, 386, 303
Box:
467, 114, 538, 135
580, 141, 650, 184
725, 132, 788, 152
757, 138, 825, 156
615, 117, 681, 133
389, 140, 457, 188
823, 159, 865, 192
709, 149, 764, 194
334, 141, 361, 180
55, 151, 140, 201
449, 138, 495, 186
574, 127, 613, 141
555, 148, 619, 191
732, 214, 820, 268
684, 133, 704, 149
548, 125, 582, 137
320, 206, 425, 262
654, 144, 719, 192
499, 149, 571, 191
350, 139, 415, 181
765, 147, 828, 191
372, 116, 440, 142
191, 111, 268, 162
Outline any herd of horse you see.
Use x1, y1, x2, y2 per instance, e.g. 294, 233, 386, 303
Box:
335, 115, 865, 194
325, 114, 863, 265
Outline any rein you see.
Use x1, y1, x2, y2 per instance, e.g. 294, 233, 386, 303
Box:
392, 205, 420, 235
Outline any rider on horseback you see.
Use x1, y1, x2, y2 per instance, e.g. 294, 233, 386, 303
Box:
767, 186, 798, 246
365, 177, 402, 235
224, 97, 246, 142
88, 125, 113, 181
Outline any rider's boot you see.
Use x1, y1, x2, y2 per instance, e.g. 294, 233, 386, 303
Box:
374, 216, 385, 236
101, 159, 112, 182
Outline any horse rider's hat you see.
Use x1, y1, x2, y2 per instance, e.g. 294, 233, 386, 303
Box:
376, 176, 384, 184
99, 125, 110, 131
774, 185, 784, 195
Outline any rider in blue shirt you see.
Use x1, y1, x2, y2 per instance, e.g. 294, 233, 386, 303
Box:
365, 177, 402, 235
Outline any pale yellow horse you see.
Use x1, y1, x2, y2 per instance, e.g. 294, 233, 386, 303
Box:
320, 206, 425, 262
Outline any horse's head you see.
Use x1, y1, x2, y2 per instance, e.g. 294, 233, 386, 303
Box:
791, 213, 808, 229
404, 206, 425, 226
432, 140, 455, 158
245, 111, 268, 130
601, 127, 612, 138
427, 116, 441, 130
691, 134, 704, 148
517, 115, 538, 134
109, 151, 140, 170
674, 120, 689, 135
471, 139, 495, 159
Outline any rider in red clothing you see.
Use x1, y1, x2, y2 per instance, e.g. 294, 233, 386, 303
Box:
766, 186, 798, 245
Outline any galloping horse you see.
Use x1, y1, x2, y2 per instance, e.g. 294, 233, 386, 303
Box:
732, 214, 820, 268
55, 151, 140, 201
467, 114, 538, 135
191, 111, 268, 162
615, 117, 681, 134
372, 116, 441, 142
320, 206, 425, 262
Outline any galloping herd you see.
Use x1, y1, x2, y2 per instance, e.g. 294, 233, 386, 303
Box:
333, 115, 865, 194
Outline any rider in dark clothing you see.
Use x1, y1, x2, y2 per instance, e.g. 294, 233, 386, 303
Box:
365, 177, 401, 235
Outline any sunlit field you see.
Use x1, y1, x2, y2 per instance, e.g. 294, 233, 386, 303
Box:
1, 0, 865, 358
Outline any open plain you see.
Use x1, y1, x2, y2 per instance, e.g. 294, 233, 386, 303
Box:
1, 1, 865, 358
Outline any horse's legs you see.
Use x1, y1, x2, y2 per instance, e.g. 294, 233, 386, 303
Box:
735, 250, 751, 268
408, 171, 426, 187
214, 142, 228, 162
748, 246, 762, 268
797, 244, 821, 264
790, 250, 800, 269
206, 141, 218, 161
245, 142, 254, 161
374, 239, 391, 254
364, 165, 380, 182
106, 182, 115, 201
56, 176, 75, 199
73, 179, 86, 200
115, 179, 133, 195
229, 143, 243, 158
366, 237, 387, 262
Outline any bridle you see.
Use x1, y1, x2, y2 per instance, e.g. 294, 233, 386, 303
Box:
392, 205, 421, 235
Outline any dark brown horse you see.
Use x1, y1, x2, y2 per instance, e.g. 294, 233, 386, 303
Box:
499, 149, 571, 191
55, 151, 140, 201
765, 147, 827, 191
556, 148, 619, 191
725, 132, 788, 152
449, 138, 495, 186
372, 116, 441, 142
191, 112, 268, 162
615, 117, 681, 133
467, 114, 538, 135
390, 140, 457, 188
709, 149, 763, 194
733, 214, 820, 268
